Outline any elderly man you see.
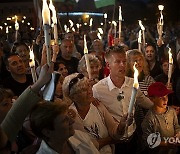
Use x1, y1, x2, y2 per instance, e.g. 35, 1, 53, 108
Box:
64, 32, 83, 58
92, 46, 153, 154
56, 39, 79, 75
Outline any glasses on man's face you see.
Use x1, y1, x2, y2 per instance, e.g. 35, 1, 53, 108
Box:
69, 74, 84, 94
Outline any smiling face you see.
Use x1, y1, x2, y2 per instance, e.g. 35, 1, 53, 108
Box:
70, 78, 93, 106
58, 63, 68, 77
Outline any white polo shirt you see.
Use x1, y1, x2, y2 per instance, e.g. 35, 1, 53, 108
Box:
92, 76, 153, 137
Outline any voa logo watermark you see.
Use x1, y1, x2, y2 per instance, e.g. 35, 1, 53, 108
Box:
147, 132, 180, 148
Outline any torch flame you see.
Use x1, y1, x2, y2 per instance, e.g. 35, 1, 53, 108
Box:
98, 28, 103, 34
42, 0, 51, 25
29, 47, 35, 67
84, 35, 88, 54
14, 15, 19, 31
15, 22, 19, 31
69, 20, 74, 28
72, 27, 75, 32
168, 47, 173, 64
104, 13, 107, 19
97, 33, 102, 40
89, 18, 93, 27
119, 6, 122, 21
138, 30, 142, 44
49, 0, 57, 24
158, 5, 164, 11
15, 15, 18, 23
138, 20, 145, 31
159, 12, 164, 25
64, 24, 67, 32
112, 21, 117, 26
6, 26, 9, 34
133, 62, 139, 89
76, 23, 80, 29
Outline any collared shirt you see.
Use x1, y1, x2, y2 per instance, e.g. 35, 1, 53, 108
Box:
69, 130, 100, 154
36, 140, 59, 154
93, 76, 153, 137
36, 130, 100, 154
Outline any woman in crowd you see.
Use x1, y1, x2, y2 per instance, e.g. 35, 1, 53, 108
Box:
54, 74, 64, 102
62, 73, 133, 154
155, 57, 179, 106
126, 49, 155, 96
30, 101, 100, 154
144, 43, 162, 78
55, 61, 69, 78
78, 54, 102, 82
126, 49, 155, 153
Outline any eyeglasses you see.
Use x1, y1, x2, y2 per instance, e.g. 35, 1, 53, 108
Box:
69, 74, 84, 94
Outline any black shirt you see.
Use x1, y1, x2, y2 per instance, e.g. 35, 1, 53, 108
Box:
150, 61, 162, 78
56, 56, 79, 75
3, 74, 33, 96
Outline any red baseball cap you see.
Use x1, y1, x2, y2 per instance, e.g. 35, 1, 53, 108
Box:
148, 82, 173, 97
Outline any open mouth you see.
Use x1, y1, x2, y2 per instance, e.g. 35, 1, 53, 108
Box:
163, 103, 167, 106
119, 70, 125, 73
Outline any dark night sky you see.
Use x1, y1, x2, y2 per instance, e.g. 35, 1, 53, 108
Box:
0, 0, 179, 23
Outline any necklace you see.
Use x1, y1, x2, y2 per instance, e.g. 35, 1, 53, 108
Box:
117, 91, 124, 101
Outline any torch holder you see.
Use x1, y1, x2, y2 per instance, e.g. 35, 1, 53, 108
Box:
43, 24, 52, 65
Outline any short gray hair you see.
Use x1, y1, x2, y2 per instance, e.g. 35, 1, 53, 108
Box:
78, 54, 101, 75
62, 73, 88, 100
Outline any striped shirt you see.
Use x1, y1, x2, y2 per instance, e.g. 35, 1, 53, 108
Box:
135, 75, 155, 134
139, 75, 155, 96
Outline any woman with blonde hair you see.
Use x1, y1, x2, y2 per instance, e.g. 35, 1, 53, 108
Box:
126, 49, 154, 96
126, 49, 155, 153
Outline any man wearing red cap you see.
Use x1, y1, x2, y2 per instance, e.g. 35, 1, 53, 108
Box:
142, 82, 180, 153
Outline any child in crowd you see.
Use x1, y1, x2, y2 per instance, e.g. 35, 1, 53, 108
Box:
142, 82, 180, 154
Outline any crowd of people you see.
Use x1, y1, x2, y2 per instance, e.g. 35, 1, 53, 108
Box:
0, 20, 180, 154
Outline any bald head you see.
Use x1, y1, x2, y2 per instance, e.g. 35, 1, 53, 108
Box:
60, 39, 74, 60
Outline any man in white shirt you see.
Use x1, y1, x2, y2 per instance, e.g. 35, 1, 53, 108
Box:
92, 46, 153, 154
